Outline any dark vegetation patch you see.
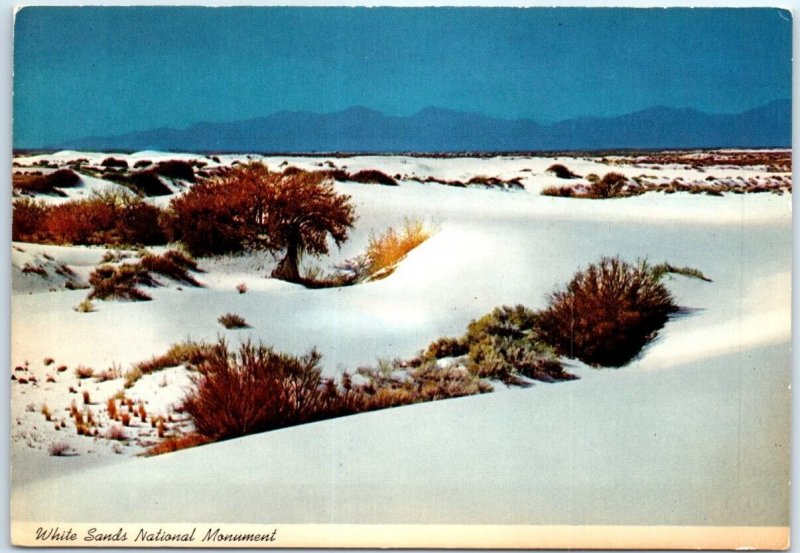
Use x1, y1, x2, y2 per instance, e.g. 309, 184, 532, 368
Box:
535, 257, 694, 366
546, 164, 581, 179
13, 169, 80, 195
407, 174, 523, 190
13, 193, 167, 246
218, 313, 250, 329
609, 150, 791, 172
541, 171, 790, 198
101, 157, 129, 169
87, 250, 202, 302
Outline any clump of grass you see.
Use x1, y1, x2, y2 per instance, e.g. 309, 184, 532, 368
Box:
48, 441, 73, 456
133, 339, 216, 376
541, 185, 576, 198
218, 313, 250, 329
347, 169, 398, 186
82, 390, 91, 405
139, 250, 201, 286
651, 262, 712, 282
75, 365, 94, 379
106, 425, 127, 441
107, 398, 118, 420
43, 357, 54, 366
41, 405, 52, 421
94, 365, 121, 382
120, 413, 131, 427
364, 218, 433, 280
74, 299, 96, 313
236, 282, 247, 294
144, 433, 209, 456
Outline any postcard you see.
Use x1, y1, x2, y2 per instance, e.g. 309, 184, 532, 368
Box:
9, 6, 791, 549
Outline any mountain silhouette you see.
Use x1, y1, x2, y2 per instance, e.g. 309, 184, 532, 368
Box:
56, 99, 790, 153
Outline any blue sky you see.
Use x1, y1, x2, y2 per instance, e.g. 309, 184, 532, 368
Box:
13, 7, 792, 148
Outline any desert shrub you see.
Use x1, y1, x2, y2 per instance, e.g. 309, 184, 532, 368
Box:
12, 169, 80, 194
423, 337, 468, 360
46, 169, 81, 188
464, 305, 570, 383
75, 365, 94, 379
74, 299, 95, 313
534, 257, 678, 367
364, 218, 432, 279
139, 251, 201, 286
546, 164, 580, 179
650, 262, 712, 282
182, 340, 338, 441
348, 169, 398, 186
16, 193, 167, 247
236, 282, 247, 294
133, 159, 152, 168
167, 163, 355, 283
218, 313, 250, 329
348, 363, 492, 411
87, 263, 154, 301
129, 170, 172, 196
154, 160, 195, 182
132, 339, 216, 378
12, 199, 51, 241
48, 441, 72, 456
101, 157, 128, 169
106, 425, 127, 441
541, 185, 576, 198
590, 172, 628, 198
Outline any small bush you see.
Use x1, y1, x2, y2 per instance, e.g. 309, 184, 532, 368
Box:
218, 313, 250, 329
13, 169, 80, 194
154, 160, 195, 182
464, 306, 570, 383
182, 340, 337, 441
535, 257, 679, 367
106, 425, 127, 441
132, 339, 216, 379
74, 299, 96, 313
107, 398, 118, 420
347, 169, 398, 186
48, 441, 72, 456
589, 172, 628, 198
75, 365, 94, 379
541, 185, 576, 198
423, 337, 468, 360
236, 282, 247, 294
128, 170, 172, 196
133, 159, 152, 168
87, 263, 153, 301
14, 193, 167, 247
101, 157, 128, 169
139, 251, 201, 286
546, 164, 581, 179
365, 218, 432, 279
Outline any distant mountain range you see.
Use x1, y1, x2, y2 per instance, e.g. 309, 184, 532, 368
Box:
55, 99, 790, 153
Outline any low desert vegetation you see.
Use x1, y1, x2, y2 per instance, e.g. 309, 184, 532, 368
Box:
13, 168, 81, 195
12, 192, 167, 246
86, 250, 202, 302
363, 217, 433, 280
546, 163, 581, 179
218, 313, 250, 329
535, 257, 699, 367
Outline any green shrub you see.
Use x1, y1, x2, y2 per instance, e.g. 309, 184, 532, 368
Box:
464, 305, 570, 383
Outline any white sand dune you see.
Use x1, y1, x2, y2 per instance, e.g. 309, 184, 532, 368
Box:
10, 151, 791, 530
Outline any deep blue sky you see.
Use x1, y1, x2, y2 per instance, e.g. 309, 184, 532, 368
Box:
13, 7, 792, 148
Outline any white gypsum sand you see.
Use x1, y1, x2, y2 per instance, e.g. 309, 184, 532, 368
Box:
10, 151, 791, 527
